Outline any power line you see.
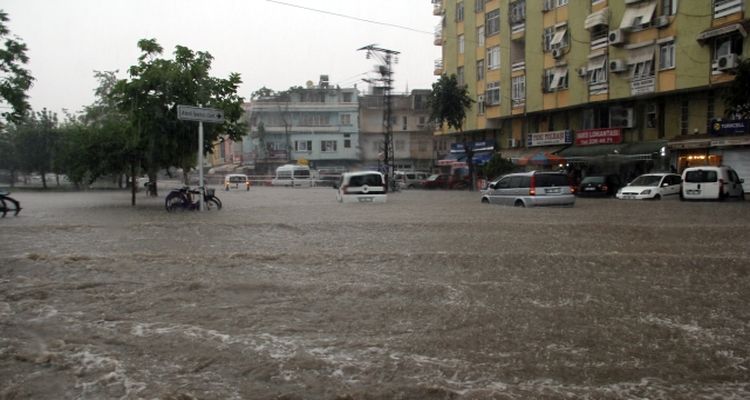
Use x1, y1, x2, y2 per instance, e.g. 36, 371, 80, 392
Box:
265, 0, 432, 35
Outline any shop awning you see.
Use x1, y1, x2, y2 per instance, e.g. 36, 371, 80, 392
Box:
473, 151, 494, 166
518, 152, 566, 167
550, 28, 568, 48
558, 140, 667, 161
437, 152, 466, 166
584, 8, 609, 30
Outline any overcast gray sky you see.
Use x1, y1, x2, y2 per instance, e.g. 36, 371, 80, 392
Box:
3, 0, 440, 116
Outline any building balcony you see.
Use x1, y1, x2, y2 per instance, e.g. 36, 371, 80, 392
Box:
433, 1, 443, 15
714, 0, 743, 19
434, 59, 444, 75
511, 60, 526, 72
434, 27, 443, 45
591, 35, 608, 51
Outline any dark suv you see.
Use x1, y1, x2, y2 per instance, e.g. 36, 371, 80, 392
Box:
577, 175, 622, 197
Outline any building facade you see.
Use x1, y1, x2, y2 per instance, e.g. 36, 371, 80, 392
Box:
243, 76, 360, 174
433, 0, 750, 184
359, 90, 435, 172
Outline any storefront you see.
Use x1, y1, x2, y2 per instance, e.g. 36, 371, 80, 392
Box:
669, 119, 750, 184
436, 140, 496, 172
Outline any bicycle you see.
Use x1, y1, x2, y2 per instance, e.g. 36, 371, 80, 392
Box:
165, 186, 222, 212
0, 190, 22, 217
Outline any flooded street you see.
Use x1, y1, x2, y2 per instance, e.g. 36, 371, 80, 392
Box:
1, 187, 749, 399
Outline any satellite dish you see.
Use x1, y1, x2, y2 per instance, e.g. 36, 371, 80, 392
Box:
306, 80, 314, 88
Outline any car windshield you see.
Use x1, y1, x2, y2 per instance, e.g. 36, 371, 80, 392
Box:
630, 175, 662, 186
427, 174, 440, 181
581, 176, 605, 184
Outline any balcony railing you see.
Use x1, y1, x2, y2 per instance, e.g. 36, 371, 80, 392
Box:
434, 59, 444, 75
511, 60, 526, 72
434, 26, 443, 45
511, 23, 525, 35
591, 36, 608, 51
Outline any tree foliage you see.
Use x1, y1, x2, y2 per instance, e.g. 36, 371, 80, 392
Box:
5, 109, 59, 188
110, 39, 246, 201
427, 74, 473, 133
723, 59, 750, 118
0, 10, 34, 124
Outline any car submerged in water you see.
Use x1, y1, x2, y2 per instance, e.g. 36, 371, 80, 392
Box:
615, 173, 682, 200
481, 171, 575, 207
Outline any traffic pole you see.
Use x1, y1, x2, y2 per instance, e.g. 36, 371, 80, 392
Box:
198, 119, 204, 211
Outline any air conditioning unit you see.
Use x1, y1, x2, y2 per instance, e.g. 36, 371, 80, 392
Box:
718, 53, 740, 71
551, 48, 563, 59
610, 108, 634, 128
609, 59, 627, 73
608, 29, 625, 46
577, 67, 587, 77
507, 138, 519, 148
654, 15, 669, 29
542, 0, 553, 12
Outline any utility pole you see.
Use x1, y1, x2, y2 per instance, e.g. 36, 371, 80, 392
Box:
359, 44, 400, 192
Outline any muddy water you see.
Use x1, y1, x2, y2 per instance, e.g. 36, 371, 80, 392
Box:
1, 188, 749, 399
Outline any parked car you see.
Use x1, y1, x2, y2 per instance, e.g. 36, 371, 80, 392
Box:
334, 171, 387, 203
616, 173, 682, 200
681, 166, 745, 201
577, 175, 622, 197
422, 174, 450, 189
224, 174, 250, 191
394, 171, 430, 189
481, 171, 575, 207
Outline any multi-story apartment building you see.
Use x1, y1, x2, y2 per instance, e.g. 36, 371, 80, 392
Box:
359, 90, 435, 172
243, 76, 360, 174
433, 0, 750, 183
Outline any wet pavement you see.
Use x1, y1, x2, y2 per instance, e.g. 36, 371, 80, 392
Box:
1, 187, 749, 399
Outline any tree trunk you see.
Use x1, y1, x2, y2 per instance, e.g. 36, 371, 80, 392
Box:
130, 162, 137, 206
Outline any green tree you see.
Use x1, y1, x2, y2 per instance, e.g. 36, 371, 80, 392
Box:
11, 109, 59, 189
723, 59, 750, 118
110, 39, 246, 204
482, 154, 516, 182
427, 74, 476, 189
0, 10, 34, 124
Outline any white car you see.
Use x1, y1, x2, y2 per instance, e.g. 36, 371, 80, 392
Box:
616, 173, 682, 200
334, 171, 387, 203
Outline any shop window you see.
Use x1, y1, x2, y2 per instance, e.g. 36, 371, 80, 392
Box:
646, 103, 657, 128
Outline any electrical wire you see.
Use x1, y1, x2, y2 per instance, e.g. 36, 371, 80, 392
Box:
265, 0, 433, 35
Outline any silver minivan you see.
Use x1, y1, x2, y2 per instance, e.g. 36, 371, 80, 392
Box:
681, 166, 745, 200
481, 171, 575, 207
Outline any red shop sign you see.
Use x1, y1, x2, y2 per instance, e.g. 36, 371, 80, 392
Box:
575, 128, 622, 146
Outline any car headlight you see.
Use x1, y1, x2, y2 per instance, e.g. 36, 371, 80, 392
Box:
640, 189, 652, 195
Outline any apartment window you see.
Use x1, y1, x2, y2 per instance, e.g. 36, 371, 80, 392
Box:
477, 94, 486, 115
661, 0, 677, 16
557, 0, 568, 6
321, 140, 337, 152
543, 26, 556, 51
714, 34, 743, 60
295, 140, 312, 152
659, 41, 675, 70
487, 46, 500, 70
511, 75, 525, 103
588, 58, 608, 84
485, 9, 500, 36
458, 34, 465, 54
486, 81, 501, 105
475, 0, 485, 12
476, 60, 485, 81
456, 2, 464, 22
632, 58, 654, 79
340, 114, 352, 126
646, 103, 657, 128
457, 66, 465, 87
418, 141, 429, 152
343, 92, 353, 102
402, 116, 408, 130
510, 1, 526, 24
680, 100, 689, 135
549, 26, 569, 50
544, 68, 568, 91
477, 26, 485, 46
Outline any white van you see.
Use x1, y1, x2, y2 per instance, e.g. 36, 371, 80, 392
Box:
334, 171, 387, 203
681, 166, 745, 200
271, 164, 313, 187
